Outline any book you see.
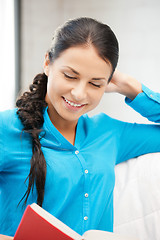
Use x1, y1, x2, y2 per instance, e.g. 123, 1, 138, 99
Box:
13, 203, 138, 240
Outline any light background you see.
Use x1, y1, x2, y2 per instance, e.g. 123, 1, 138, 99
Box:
2, 0, 160, 123
0, 0, 15, 111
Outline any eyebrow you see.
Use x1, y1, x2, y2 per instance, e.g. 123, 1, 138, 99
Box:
62, 66, 106, 80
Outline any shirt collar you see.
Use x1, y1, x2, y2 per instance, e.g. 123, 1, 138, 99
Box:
40, 107, 85, 151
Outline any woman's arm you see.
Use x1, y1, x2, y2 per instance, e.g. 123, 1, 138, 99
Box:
104, 70, 160, 164
105, 70, 142, 100
106, 70, 160, 123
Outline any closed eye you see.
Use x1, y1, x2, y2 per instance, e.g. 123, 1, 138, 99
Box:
64, 73, 101, 87
63, 73, 77, 79
90, 82, 101, 88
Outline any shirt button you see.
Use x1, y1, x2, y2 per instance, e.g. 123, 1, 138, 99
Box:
84, 216, 88, 220
85, 169, 88, 174
85, 193, 88, 198
75, 150, 79, 154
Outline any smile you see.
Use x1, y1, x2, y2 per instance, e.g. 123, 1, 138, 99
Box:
63, 97, 85, 107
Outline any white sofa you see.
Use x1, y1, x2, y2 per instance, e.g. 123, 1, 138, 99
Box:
114, 152, 160, 240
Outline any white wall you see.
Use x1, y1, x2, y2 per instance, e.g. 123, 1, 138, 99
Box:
21, 0, 160, 123
0, 0, 15, 110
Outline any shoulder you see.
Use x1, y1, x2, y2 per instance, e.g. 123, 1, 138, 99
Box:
0, 109, 20, 171
0, 108, 17, 119
0, 108, 23, 132
77, 113, 126, 146
81, 112, 125, 132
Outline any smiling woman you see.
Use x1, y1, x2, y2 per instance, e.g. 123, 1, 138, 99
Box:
16, 17, 119, 208
1, 17, 160, 239
44, 45, 112, 131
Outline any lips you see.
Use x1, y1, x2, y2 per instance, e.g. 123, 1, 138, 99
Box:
62, 97, 85, 108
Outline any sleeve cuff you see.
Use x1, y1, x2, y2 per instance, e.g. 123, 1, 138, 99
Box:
125, 84, 160, 119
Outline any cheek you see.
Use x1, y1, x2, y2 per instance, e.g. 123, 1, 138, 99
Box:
47, 76, 62, 94
89, 90, 105, 106
93, 87, 105, 100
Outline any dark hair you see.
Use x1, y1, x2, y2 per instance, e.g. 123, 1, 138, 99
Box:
16, 17, 119, 207
49, 17, 119, 81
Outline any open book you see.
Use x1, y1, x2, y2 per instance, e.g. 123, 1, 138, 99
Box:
13, 203, 138, 240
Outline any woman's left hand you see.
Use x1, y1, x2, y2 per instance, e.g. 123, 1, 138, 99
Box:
105, 70, 142, 100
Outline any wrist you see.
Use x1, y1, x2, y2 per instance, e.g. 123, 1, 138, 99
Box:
106, 71, 143, 100
115, 73, 142, 100
123, 77, 142, 100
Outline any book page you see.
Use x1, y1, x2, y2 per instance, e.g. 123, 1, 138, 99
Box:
82, 230, 139, 240
31, 203, 81, 240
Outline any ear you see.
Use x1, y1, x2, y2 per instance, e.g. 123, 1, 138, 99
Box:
43, 52, 50, 76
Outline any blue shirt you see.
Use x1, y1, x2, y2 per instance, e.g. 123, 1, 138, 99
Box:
0, 84, 160, 236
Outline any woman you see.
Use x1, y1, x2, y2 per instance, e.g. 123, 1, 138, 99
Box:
0, 17, 160, 239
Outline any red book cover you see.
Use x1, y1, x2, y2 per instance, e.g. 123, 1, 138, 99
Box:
13, 204, 81, 240
13, 203, 138, 240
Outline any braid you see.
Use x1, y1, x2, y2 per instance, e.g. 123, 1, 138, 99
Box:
15, 17, 119, 207
16, 73, 48, 207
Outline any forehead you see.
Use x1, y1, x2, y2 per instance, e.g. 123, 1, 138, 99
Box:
53, 45, 112, 77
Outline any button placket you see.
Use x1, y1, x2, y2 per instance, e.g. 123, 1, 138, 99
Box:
84, 216, 88, 221
73, 149, 89, 232
83, 166, 89, 230
75, 150, 79, 155
85, 193, 88, 198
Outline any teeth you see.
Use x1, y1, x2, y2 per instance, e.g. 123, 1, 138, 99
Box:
64, 97, 83, 107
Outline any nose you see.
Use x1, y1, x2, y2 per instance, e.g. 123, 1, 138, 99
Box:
71, 82, 87, 102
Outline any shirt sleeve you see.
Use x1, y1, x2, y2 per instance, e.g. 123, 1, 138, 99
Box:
125, 84, 160, 123
0, 112, 4, 172
116, 84, 160, 164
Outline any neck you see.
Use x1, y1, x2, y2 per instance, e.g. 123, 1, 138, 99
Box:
46, 106, 78, 145
55, 122, 77, 146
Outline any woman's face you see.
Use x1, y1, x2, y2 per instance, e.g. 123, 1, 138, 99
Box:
44, 45, 112, 126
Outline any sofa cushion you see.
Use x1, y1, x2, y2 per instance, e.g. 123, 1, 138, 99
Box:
114, 152, 160, 240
